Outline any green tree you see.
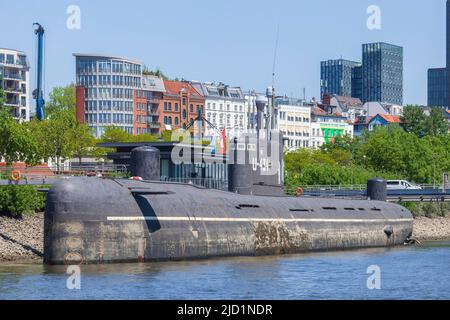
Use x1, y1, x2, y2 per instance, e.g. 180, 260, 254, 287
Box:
401, 105, 427, 137
142, 66, 169, 80
100, 125, 133, 143
29, 108, 78, 171
0, 109, 40, 165
426, 107, 448, 136
70, 123, 96, 165
0, 85, 5, 108
45, 84, 76, 116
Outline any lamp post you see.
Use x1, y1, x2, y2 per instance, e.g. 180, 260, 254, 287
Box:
433, 152, 436, 189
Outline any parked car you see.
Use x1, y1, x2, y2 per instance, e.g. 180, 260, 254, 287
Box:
386, 180, 422, 190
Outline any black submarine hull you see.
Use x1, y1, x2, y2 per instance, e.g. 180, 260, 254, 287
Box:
44, 177, 413, 264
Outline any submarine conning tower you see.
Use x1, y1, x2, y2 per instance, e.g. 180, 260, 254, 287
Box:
43, 175, 413, 264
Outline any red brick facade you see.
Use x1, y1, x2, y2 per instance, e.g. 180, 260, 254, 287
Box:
161, 80, 205, 132
75, 86, 85, 124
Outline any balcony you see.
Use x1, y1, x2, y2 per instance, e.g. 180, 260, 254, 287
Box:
149, 98, 161, 105
147, 109, 159, 116
3, 73, 23, 81
4, 86, 22, 94
147, 122, 161, 129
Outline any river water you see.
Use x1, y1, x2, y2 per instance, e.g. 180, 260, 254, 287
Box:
0, 242, 449, 300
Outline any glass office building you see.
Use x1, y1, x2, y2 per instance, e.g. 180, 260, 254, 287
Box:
74, 54, 143, 137
320, 59, 362, 99
362, 42, 403, 105
428, 68, 448, 107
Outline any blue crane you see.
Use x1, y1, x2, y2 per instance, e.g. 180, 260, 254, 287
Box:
33, 23, 45, 120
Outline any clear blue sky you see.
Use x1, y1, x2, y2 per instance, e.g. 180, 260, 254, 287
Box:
0, 0, 446, 106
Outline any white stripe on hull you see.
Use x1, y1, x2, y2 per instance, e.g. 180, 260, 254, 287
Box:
107, 216, 413, 223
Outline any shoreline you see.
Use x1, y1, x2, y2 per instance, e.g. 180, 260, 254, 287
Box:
1, 213, 449, 264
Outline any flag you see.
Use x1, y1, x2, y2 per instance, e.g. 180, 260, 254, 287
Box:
219, 128, 226, 154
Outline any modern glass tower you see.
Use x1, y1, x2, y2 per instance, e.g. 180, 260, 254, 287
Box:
320, 59, 362, 99
362, 42, 403, 105
428, 68, 448, 107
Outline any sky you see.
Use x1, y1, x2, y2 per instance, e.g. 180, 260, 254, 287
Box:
0, 0, 446, 107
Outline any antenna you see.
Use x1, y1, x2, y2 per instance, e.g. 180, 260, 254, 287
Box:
272, 24, 280, 88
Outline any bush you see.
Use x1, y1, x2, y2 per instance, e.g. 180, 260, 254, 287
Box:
0, 185, 46, 217
399, 202, 450, 218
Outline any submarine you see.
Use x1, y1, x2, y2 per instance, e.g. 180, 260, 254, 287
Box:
43, 94, 413, 265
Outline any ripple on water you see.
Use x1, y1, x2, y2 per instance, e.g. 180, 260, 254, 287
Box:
1, 242, 450, 300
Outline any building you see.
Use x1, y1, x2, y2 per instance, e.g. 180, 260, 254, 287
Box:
0, 48, 30, 121
362, 42, 403, 105
322, 94, 364, 122
137, 75, 165, 134
367, 113, 401, 131
363, 101, 403, 117
191, 82, 246, 137
310, 106, 353, 148
320, 59, 362, 99
428, 68, 448, 107
161, 80, 204, 132
74, 54, 143, 137
276, 97, 312, 150
98, 141, 228, 188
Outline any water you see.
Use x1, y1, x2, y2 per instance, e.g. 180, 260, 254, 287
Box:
1, 242, 450, 300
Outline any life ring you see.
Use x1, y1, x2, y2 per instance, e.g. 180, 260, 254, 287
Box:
295, 187, 303, 197
11, 170, 21, 181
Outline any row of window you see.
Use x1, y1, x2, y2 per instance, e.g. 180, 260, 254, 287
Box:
77, 59, 141, 75
86, 113, 134, 124
164, 102, 204, 114
78, 75, 141, 87
206, 113, 244, 128
0, 53, 26, 66
85, 100, 133, 112
207, 102, 244, 112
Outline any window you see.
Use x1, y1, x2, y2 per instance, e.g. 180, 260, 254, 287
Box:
182, 98, 186, 105
190, 104, 194, 112
175, 117, 179, 125
182, 109, 187, 119
164, 102, 168, 111
175, 103, 179, 111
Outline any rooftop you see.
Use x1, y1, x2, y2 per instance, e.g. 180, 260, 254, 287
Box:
164, 80, 203, 97
73, 53, 143, 65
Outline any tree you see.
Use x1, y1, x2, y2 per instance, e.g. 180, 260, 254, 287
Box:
401, 105, 427, 137
426, 107, 448, 136
0, 85, 5, 108
0, 109, 40, 165
29, 108, 78, 171
70, 123, 96, 165
142, 66, 169, 80
45, 84, 76, 116
100, 126, 133, 143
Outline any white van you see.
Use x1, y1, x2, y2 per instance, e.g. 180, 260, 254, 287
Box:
386, 180, 422, 190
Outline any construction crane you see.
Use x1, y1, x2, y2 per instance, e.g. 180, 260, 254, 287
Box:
33, 23, 45, 120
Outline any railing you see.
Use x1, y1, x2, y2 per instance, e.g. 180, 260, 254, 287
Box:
0, 164, 129, 183
148, 122, 161, 128
290, 184, 448, 192
166, 177, 228, 190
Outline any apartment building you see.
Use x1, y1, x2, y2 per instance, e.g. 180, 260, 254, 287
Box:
191, 82, 246, 137
0, 48, 30, 121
